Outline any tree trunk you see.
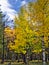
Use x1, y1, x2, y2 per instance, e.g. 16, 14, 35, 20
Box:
22, 54, 26, 64
42, 49, 45, 65
25, 53, 29, 65
47, 54, 48, 62
17, 54, 20, 62
42, 36, 46, 65
12, 51, 15, 62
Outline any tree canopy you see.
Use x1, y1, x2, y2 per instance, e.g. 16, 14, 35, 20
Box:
7, 0, 49, 54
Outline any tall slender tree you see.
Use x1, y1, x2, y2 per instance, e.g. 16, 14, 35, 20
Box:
0, 7, 6, 63
0, 9, 3, 58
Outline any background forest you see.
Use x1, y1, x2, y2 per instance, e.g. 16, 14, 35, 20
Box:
0, 0, 49, 65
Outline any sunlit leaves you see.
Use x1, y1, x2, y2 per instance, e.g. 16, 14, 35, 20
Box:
8, 0, 49, 54
4, 27, 15, 38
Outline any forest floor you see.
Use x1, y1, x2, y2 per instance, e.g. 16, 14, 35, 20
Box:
0, 60, 49, 65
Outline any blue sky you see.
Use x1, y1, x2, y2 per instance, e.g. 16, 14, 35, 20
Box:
0, 0, 36, 20
0, 0, 35, 27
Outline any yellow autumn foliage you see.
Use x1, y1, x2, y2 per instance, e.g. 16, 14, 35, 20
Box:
8, 0, 49, 54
